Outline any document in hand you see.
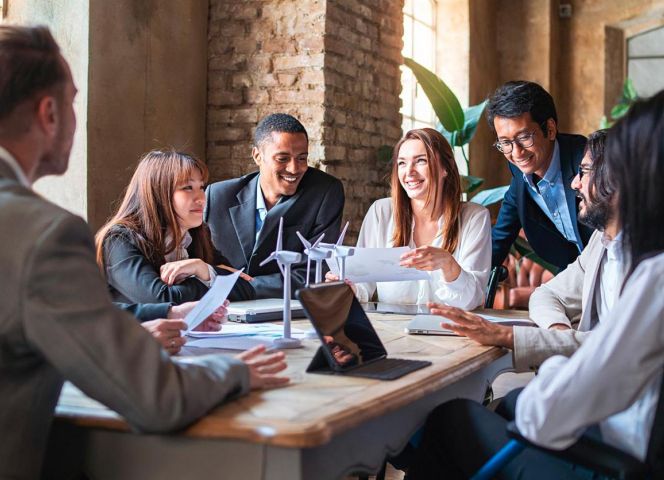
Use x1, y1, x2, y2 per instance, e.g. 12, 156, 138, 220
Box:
325, 247, 429, 283
183, 270, 242, 331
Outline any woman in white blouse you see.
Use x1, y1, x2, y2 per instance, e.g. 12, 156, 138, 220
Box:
350, 128, 491, 309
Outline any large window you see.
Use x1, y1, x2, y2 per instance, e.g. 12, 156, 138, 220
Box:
627, 26, 664, 98
400, 0, 437, 133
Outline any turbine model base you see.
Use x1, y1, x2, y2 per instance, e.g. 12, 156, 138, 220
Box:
273, 337, 302, 349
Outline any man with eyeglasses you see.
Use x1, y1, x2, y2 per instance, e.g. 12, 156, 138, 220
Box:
488, 81, 593, 273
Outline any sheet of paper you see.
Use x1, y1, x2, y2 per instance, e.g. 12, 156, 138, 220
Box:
185, 323, 306, 350
326, 247, 428, 283
184, 270, 242, 331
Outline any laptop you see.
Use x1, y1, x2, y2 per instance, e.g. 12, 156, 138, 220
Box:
226, 299, 306, 323
406, 313, 534, 336
296, 282, 431, 380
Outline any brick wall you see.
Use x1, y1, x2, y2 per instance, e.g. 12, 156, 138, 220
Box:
322, 0, 404, 238
207, 0, 404, 241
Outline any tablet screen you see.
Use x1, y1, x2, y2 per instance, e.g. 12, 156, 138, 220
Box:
297, 283, 387, 370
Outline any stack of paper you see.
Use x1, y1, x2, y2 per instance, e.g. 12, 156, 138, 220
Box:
186, 323, 307, 350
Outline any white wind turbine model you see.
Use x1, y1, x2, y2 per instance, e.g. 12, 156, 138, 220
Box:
259, 217, 302, 349
320, 221, 355, 280
296, 232, 331, 286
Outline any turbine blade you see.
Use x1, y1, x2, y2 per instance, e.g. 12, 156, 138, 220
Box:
337, 221, 349, 246
296, 231, 311, 249
277, 217, 284, 251
259, 252, 277, 267
311, 232, 325, 249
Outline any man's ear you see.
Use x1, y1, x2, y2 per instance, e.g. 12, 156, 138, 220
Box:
35, 95, 59, 139
545, 118, 558, 141
252, 146, 262, 166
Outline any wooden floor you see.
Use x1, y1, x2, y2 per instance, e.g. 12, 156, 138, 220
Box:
349, 371, 535, 480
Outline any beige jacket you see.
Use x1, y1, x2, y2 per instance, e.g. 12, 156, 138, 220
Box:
512, 230, 606, 371
0, 161, 250, 479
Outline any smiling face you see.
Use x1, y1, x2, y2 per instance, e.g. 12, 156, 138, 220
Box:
172, 168, 206, 231
396, 138, 440, 201
253, 131, 309, 209
571, 151, 611, 230
493, 112, 556, 178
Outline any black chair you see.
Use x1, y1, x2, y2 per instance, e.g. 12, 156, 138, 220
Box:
485, 265, 508, 308
472, 375, 664, 480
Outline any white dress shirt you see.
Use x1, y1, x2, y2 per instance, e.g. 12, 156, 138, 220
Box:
353, 199, 491, 310
0, 145, 31, 188
516, 252, 664, 460
595, 231, 625, 323
164, 231, 217, 287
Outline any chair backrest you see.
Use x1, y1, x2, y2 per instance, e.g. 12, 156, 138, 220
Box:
485, 265, 508, 308
646, 372, 664, 476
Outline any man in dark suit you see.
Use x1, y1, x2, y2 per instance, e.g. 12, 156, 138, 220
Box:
488, 81, 593, 272
205, 114, 345, 298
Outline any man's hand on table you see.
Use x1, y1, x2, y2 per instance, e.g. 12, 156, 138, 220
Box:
236, 345, 290, 390
427, 303, 515, 350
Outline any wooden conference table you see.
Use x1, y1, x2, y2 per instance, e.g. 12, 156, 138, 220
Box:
53, 310, 526, 480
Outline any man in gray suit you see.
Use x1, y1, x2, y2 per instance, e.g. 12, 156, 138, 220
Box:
0, 25, 288, 479
429, 130, 620, 371
205, 113, 345, 298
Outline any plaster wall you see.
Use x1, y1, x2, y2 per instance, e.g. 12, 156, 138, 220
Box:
4, 0, 89, 220
87, 0, 208, 229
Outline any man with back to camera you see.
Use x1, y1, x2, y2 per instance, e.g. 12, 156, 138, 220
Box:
489, 81, 593, 274
0, 25, 288, 479
205, 113, 345, 298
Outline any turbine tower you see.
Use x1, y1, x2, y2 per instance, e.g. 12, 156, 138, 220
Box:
259, 217, 302, 349
320, 221, 355, 280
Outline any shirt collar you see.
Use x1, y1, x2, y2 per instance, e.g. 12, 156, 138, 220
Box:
164, 230, 192, 262
256, 175, 267, 214
0, 145, 31, 188
523, 140, 560, 189
602, 230, 624, 261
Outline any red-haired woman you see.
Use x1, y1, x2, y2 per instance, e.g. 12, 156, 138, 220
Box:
96, 150, 254, 307
353, 128, 491, 310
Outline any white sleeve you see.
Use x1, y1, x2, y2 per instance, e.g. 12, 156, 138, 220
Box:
433, 206, 491, 310
353, 202, 381, 303
516, 257, 664, 455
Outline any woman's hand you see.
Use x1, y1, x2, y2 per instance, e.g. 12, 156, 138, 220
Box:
193, 300, 229, 332
325, 272, 358, 295
400, 246, 462, 282
141, 318, 187, 355
235, 345, 290, 390
160, 258, 209, 285
428, 303, 514, 349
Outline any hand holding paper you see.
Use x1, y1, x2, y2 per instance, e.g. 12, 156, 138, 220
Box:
326, 247, 428, 283
183, 270, 242, 331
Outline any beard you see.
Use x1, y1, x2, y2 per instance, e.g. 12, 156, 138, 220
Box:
578, 194, 611, 231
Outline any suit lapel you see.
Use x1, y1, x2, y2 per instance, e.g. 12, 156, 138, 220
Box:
229, 176, 258, 264
253, 186, 305, 255
559, 137, 583, 248
579, 242, 605, 331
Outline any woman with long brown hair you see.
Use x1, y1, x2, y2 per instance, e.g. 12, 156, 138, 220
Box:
351, 128, 491, 309
96, 150, 254, 306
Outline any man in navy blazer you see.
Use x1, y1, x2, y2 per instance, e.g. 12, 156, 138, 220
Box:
488, 81, 593, 272
205, 114, 345, 298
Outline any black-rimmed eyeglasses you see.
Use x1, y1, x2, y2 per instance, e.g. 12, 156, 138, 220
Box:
494, 130, 537, 154
577, 164, 594, 180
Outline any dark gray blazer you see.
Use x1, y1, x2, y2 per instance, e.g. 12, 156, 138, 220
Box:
205, 167, 345, 298
0, 161, 250, 479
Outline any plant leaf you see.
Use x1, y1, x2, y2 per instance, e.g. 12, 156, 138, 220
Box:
623, 78, 638, 101
404, 57, 464, 133
461, 175, 484, 194
470, 185, 509, 206
599, 115, 612, 129
512, 236, 560, 274
457, 100, 487, 145
610, 103, 630, 120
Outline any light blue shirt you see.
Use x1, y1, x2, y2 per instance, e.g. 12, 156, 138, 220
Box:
255, 176, 267, 242
523, 140, 581, 251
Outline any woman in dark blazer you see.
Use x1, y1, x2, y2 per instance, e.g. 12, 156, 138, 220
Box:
96, 150, 255, 307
